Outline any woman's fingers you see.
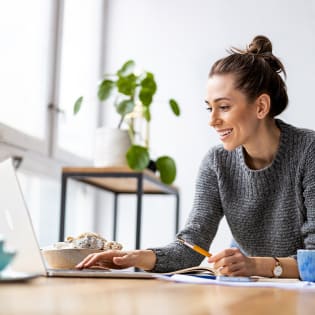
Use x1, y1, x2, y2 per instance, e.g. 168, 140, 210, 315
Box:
208, 248, 237, 263
75, 253, 97, 269
216, 261, 244, 275
113, 252, 138, 267
207, 248, 253, 276
75, 250, 127, 269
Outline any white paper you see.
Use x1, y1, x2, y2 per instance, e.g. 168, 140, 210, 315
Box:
158, 274, 315, 290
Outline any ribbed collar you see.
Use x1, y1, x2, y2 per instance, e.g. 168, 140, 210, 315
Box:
237, 119, 291, 175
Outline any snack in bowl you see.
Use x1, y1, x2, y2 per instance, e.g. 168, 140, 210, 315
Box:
42, 232, 123, 269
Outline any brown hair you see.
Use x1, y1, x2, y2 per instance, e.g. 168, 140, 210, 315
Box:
209, 35, 288, 117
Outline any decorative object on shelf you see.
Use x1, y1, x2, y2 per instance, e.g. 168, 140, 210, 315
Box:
0, 237, 16, 272
74, 60, 180, 185
94, 127, 131, 167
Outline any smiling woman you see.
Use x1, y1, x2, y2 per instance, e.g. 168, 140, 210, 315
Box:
205, 73, 281, 168
74, 35, 315, 281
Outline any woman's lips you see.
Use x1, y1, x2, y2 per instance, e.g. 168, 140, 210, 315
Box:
217, 128, 233, 140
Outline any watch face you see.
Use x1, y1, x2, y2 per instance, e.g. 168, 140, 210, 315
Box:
274, 265, 283, 277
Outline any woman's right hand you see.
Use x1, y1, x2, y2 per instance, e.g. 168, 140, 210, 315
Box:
75, 249, 156, 271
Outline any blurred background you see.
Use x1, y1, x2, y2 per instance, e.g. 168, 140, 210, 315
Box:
0, 0, 314, 256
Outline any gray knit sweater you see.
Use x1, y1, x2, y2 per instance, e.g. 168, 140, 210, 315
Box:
150, 120, 315, 273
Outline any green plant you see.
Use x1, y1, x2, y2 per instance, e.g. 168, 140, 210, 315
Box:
74, 60, 180, 185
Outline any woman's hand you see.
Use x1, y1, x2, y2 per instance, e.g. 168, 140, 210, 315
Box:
208, 248, 255, 276
75, 249, 156, 271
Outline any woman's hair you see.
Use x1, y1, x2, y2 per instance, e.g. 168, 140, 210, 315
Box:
209, 35, 288, 117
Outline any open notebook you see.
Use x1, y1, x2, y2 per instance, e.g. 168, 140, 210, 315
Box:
0, 158, 156, 280
168, 265, 216, 276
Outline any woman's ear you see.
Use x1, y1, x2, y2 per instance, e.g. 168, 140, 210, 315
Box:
255, 94, 271, 119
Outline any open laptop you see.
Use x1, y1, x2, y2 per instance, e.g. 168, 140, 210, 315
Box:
0, 158, 156, 280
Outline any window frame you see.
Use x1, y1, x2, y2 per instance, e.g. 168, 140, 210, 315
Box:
0, 0, 108, 177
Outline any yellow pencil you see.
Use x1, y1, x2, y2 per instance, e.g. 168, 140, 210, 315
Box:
177, 237, 212, 257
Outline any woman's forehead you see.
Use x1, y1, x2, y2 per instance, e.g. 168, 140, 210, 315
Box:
206, 74, 237, 101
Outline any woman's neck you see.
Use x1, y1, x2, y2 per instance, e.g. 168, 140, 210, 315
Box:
243, 120, 281, 170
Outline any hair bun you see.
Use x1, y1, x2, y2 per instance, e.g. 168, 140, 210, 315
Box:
247, 35, 272, 54
247, 35, 285, 77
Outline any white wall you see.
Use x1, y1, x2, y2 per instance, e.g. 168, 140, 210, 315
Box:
98, 0, 315, 253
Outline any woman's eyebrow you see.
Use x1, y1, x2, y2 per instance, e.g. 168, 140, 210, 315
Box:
205, 97, 231, 105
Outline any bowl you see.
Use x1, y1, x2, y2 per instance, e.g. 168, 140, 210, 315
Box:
41, 248, 103, 269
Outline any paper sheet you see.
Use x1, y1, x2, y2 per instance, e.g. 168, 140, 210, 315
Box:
158, 274, 315, 290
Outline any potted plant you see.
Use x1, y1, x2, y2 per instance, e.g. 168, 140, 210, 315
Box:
73, 60, 180, 185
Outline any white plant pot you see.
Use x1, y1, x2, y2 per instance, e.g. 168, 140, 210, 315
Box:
94, 127, 131, 167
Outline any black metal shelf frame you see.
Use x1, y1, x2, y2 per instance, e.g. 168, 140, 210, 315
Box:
59, 171, 180, 249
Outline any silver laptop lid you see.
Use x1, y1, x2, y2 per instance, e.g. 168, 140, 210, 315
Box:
0, 158, 158, 279
0, 158, 46, 275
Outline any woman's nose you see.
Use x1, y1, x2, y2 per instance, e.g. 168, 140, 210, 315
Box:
209, 110, 221, 127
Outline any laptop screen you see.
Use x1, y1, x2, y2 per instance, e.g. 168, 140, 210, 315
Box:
0, 159, 46, 275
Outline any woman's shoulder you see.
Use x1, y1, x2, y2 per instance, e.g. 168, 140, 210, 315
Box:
278, 119, 315, 141
277, 120, 315, 160
205, 144, 238, 157
277, 120, 315, 165
201, 144, 237, 168
204, 144, 226, 159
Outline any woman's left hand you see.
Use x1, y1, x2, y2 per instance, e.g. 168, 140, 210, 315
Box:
208, 248, 255, 276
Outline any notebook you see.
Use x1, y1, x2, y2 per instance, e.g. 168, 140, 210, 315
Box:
0, 158, 156, 280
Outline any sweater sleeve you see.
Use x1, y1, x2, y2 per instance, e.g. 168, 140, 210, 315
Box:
148, 149, 224, 273
301, 140, 315, 249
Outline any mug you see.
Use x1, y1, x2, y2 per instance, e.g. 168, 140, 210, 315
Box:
297, 249, 315, 282
0, 238, 16, 272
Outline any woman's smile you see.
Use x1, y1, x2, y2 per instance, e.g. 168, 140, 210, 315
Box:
216, 128, 233, 140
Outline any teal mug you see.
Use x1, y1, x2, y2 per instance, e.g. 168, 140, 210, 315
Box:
0, 239, 16, 272
297, 249, 315, 282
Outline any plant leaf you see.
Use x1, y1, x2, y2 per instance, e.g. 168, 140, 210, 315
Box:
117, 60, 135, 76
169, 99, 180, 116
116, 99, 135, 116
126, 145, 150, 171
139, 87, 153, 106
156, 156, 176, 184
140, 72, 157, 93
117, 74, 138, 96
73, 96, 83, 115
98, 80, 115, 101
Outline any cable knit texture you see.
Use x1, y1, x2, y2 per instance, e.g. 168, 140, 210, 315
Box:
149, 120, 315, 273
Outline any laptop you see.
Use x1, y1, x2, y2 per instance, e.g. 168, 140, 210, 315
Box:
0, 158, 156, 280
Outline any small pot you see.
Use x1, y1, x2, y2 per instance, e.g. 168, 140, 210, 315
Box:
94, 128, 131, 167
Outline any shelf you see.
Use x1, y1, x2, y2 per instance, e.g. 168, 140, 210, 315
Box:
62, 166, 178, 194
59, 166, 180, 248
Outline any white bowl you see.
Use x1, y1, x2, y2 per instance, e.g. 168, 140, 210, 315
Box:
41, 248, 103, 269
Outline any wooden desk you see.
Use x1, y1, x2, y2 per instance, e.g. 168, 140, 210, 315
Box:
59, 166, 180, 248
1, 277, 314, 315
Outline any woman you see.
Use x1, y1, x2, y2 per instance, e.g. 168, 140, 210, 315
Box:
76, 35, 315, 278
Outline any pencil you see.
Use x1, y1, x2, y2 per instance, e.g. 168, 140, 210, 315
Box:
177, 237, 212, 257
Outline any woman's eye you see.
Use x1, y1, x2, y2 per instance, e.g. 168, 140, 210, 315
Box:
206, 107, 212, 112
220, 105, 230, 111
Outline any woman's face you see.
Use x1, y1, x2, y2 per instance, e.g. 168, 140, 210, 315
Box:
205, 74, 260, 151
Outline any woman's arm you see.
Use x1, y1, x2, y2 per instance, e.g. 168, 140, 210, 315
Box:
76, 150, 223, 273
251, 256, 299, 278
208, 248, 299, 278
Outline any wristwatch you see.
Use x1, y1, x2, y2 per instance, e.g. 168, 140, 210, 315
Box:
272, 257, 283, 278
